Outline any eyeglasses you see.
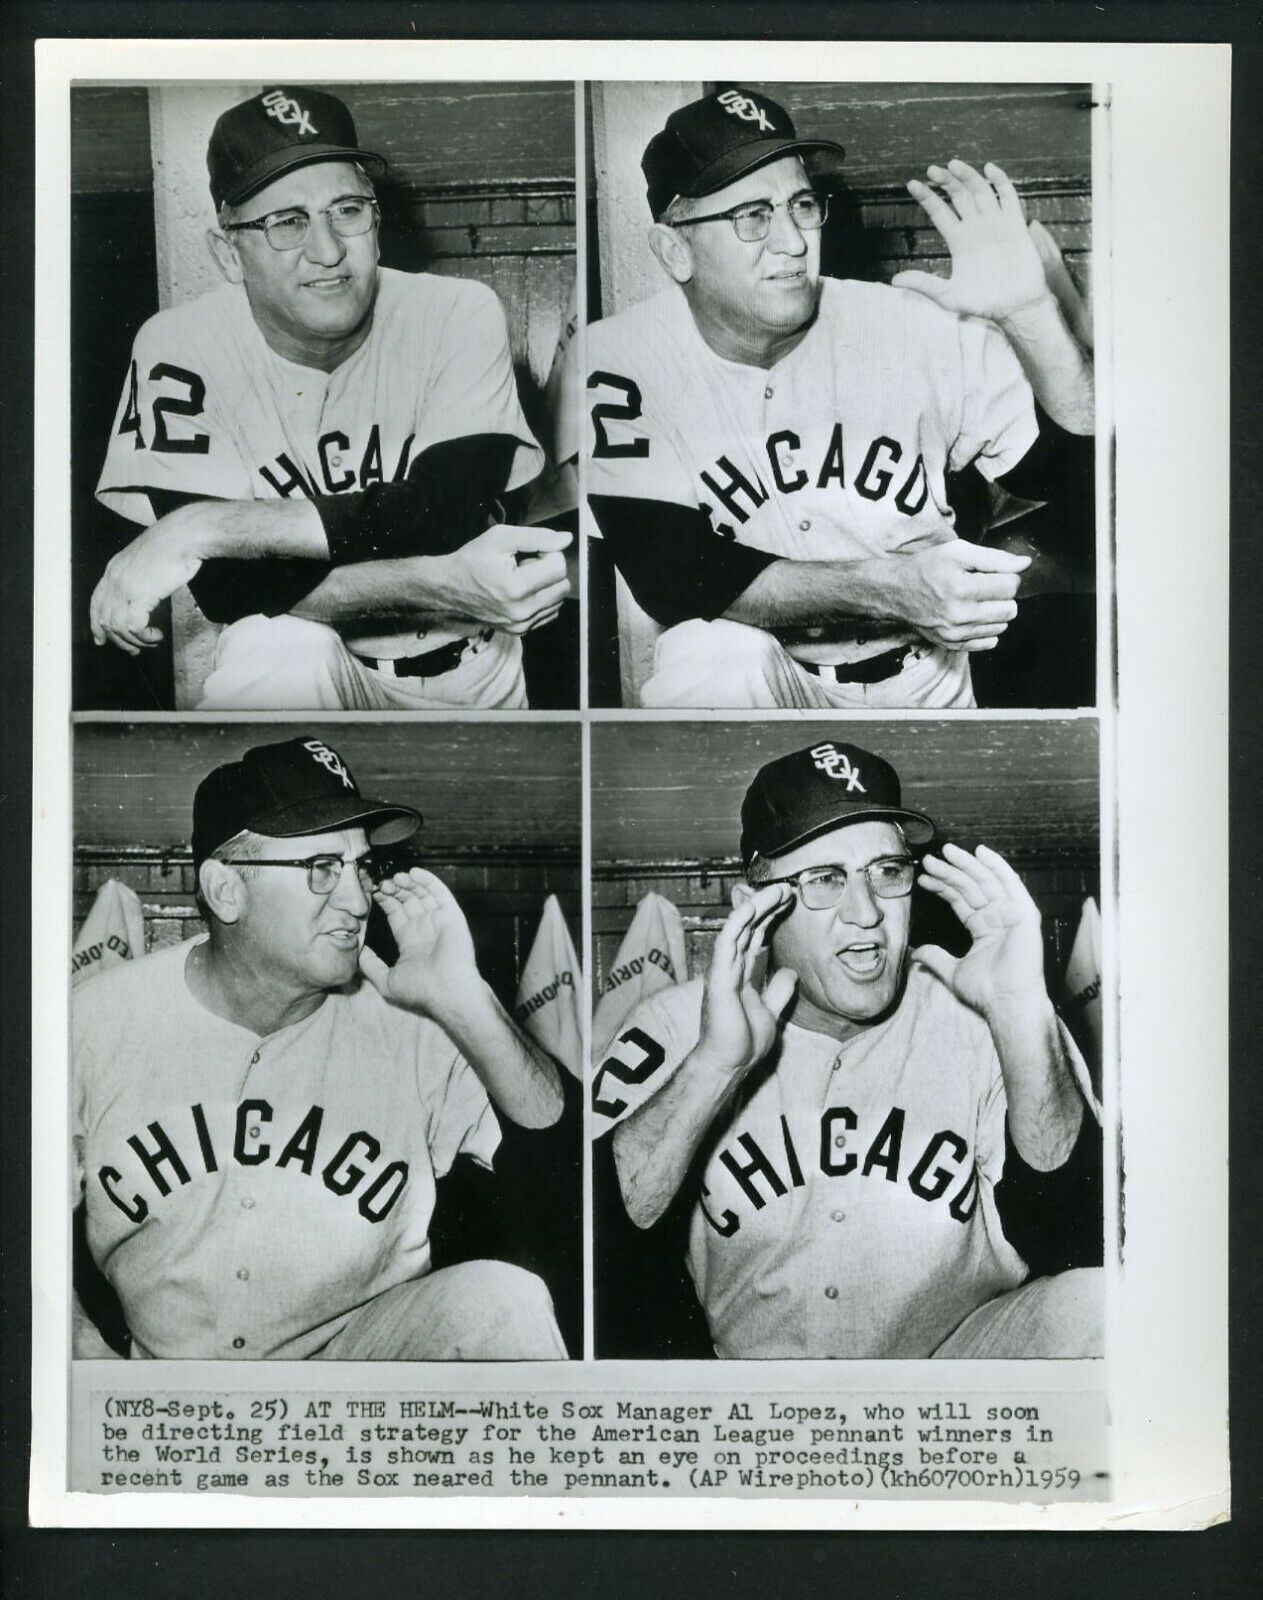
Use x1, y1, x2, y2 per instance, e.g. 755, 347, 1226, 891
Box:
223, 195, 379, 253
763, 857, 916, 911
670, 190, 828, 244
218, 852, 378, 897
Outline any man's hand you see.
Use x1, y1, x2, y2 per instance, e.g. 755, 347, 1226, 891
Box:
89, 522, 204, 654
893, 160, 1050, 324
695, 886, 798, 1078
359, 868, 480, 1023
896, 540, 1031, 652
915, 843, 1049, 1021
425, 524, 572, 635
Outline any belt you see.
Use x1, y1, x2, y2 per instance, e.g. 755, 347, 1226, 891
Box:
797, 644, 920, 685
356, 629, 495, 680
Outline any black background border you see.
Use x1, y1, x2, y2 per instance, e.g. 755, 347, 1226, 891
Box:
2, 2, 1258, 1594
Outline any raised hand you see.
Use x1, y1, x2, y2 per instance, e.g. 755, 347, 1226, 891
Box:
915, 843, 1048, 1021
427, 524, 573, 635
89, 523, 203, 654
358, 867, 481, 1021
695, 885, 798, 1078
893, 160, 1049, 324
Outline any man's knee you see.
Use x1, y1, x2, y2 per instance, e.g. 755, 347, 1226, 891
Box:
647, 618, 789, 707
658, 618, 781, 673
466, 1259, 555, 1321
219, 614, 345, 672
201, 614, 355, 709
440, 1260, 565, 1359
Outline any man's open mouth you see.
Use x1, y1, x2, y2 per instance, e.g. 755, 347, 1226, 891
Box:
835, 943, 885, 979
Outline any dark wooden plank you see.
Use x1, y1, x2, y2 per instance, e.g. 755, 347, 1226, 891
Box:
71, 87, 152, 195
739, 81, 1093, 191
591, 718, 1099, 864
330, 82, 575, 189
74, 721, 581, 854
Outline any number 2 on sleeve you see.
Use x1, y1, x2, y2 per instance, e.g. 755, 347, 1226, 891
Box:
592, 1027, 667, 1119
589, 371, 650, 459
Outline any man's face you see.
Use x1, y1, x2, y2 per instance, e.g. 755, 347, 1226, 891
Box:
763, 820, 913, 1031
237, 827, 372, 995
226, 160, 379, 360
678, 155, 821, 345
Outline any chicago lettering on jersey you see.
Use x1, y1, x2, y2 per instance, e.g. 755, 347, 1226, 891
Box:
96, 1100, 410, 1226
258, 427, 417, 499
696, 1104, 981, 1238
699, 425, 930, 532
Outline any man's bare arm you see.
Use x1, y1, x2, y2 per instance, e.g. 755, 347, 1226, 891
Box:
90, 495, 571, 652
893, 159, 1093, 435
723, 540, 1031, 652
612, 887, 797, 1228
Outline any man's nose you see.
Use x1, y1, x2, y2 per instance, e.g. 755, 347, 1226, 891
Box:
766, 203, 808, 255
331, 861, 371, 915
303, 212, 347, 267
834, 875, 883, 929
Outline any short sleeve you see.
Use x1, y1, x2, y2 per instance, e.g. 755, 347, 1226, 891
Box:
96, 314, 256, 526
950, 316, 1039, 482
586, 355, 698, 512
423, 1041, 502, 1177
591, 985, 697, 1137
422, 283, 544, 493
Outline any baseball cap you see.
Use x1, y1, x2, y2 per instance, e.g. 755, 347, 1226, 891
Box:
642, 88, 845, 221
740, 741, 935, 868
208, 87, 387, 209
192, 736, 421, 869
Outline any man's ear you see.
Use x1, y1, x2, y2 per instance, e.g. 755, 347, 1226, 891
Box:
206, 227, 244, 285
731, 881, 756, 910
199, 858, 244, 925
647, 221, 693, 285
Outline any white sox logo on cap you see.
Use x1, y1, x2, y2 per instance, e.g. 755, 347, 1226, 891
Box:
303, 740, 354, 790
262, 89, 317, 138
717, 89, 775, 132
810, 743, 866, 792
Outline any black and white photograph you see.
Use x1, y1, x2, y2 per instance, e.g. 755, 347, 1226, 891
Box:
27, 33, 1231, 1535
591, 719, 1103, 1360
72, 80, 579, 712
585, 82, 1096, 711
71, 720, 583, 1362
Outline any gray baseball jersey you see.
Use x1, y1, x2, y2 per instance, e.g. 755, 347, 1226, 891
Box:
593, 956, 1036, 1358
587, 278, 1037, 702
97, 267, 544, 670
73, 937, 499, 1359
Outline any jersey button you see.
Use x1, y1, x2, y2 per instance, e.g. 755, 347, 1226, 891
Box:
250, 1051, 261, 1065
764, 385, 774, 399
831, 1209, 846, 1223
248, 1126, 261, 1139
232, 1336, 246, 1350
824, 1285, 839, 1300
240, 1197, 255, 1210
236, 1268, 250, 1281
834, 1134, 847, 1150
799, 519, 812, 532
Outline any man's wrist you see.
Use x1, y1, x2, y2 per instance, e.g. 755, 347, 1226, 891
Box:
996, 286, 1061, 339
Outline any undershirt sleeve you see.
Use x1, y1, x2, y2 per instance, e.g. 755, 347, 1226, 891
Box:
588, 494, 779, 628
993, 1111, 1104, 1276
993, 403, 1095, 505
